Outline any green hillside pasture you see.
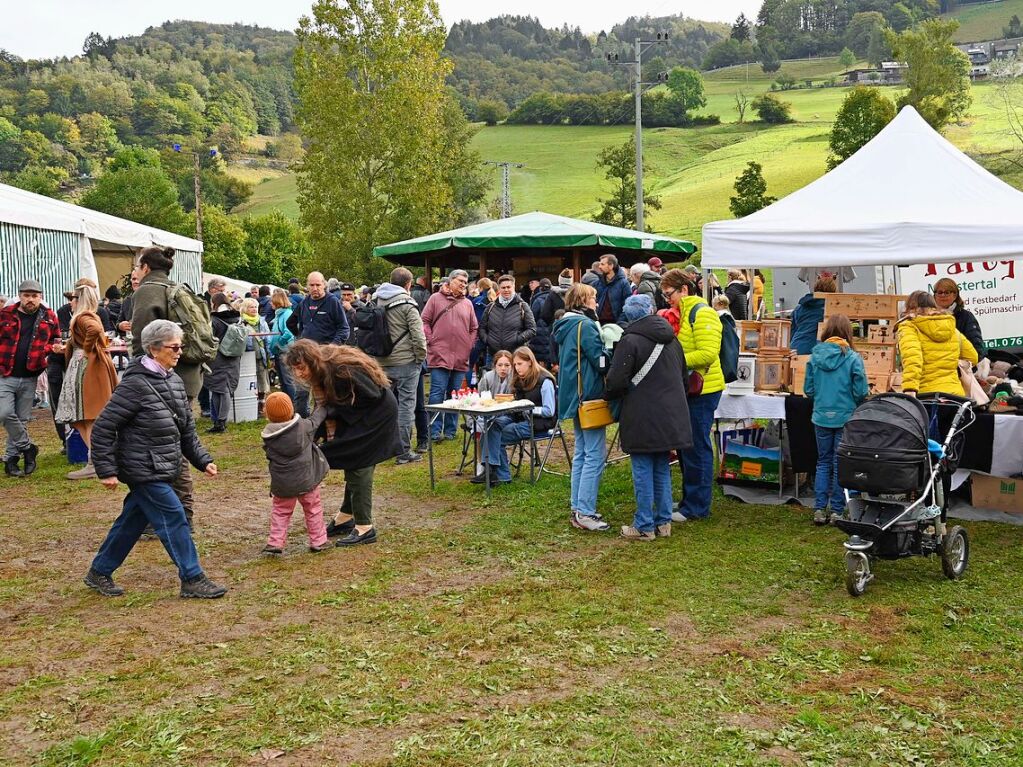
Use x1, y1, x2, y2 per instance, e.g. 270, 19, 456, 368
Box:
947, 0, 1023, 43
233, 172, 299, 219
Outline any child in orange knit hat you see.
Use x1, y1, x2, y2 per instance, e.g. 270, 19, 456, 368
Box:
260, 392, 329, 555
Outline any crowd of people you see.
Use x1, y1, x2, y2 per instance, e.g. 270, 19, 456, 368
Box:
0, 251, 991, 599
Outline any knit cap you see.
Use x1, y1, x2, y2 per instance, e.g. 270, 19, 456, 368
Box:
623, 293, 654, 322
264, 392, 295, 423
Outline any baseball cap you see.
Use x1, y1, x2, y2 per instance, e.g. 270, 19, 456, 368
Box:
19, 279, 43, 294
339, 282, 355, 291
648, 256, 663, 269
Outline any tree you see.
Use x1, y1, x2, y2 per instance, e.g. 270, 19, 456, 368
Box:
731, 13, 752, 42
240, 211, 311, 285
846, 12, 887, 58
592, 140, 661, 231
734, 90, 750, 123
437, 95, 490, 227
81, 165, 191, 235
642, 55, 666, 84
888, 19, 972, 131
839, 47, 857, 69
730, 161, 776, 218
887, 3, 915, 33
295, 0, 459, 280
198, 205, 248, 276
1004, 15, 1023, 39
760, 42, 781, 73
752, 93, 794, 124
666, 67, 706, 114
476, 99, 508, 126
827, 87, 896, 169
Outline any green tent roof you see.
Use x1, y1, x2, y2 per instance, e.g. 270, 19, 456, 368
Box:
372, 211, 697, 259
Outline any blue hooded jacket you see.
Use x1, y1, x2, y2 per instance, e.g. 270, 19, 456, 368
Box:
551, 311, 605, 420
790, 294, 826, 355
803, 340, 869, 429
595, 268, 631, 325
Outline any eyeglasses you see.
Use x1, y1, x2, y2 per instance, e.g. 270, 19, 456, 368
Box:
162, 344, 183, 353
934, 290, 956, 296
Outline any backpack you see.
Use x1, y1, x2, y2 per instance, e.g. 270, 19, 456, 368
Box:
688, 304, 740, 384
161, 281, 217, 365
355, 299, 413, 358
217, 319, 249, 358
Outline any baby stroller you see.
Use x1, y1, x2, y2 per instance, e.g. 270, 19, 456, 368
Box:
834, 393, 976, 596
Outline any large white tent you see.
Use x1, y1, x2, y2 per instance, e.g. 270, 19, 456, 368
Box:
702, 106, 1023, 269
0, 181, 202, 303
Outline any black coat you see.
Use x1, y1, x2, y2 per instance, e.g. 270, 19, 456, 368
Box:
479, 294, 537, 356
725, 281, 750, 321
954, 305, 985, 359
528, 288, 553, 363
318, 369, 401, 470
91, 359, 212, 485
605, 315, 693, 454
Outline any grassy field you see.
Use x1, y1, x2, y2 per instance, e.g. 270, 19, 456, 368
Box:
947, 0, 1023, 42
3, 414, 1023, 765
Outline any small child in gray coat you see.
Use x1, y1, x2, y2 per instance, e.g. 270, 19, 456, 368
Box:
261, 392, 329, 555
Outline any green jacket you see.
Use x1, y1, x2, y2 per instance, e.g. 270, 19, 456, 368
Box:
675, 295, 725, 395
130, 270, 203, 399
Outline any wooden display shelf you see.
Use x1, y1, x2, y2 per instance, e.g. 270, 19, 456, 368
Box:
817, 293, 907, 321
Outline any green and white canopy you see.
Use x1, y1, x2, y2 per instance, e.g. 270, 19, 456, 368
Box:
373, 211, 697, 262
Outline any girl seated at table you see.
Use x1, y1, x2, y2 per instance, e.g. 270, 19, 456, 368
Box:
472, 347, 556, 486
478, 350, 513, 396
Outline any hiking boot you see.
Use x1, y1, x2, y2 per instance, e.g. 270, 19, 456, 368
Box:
655, 523, 672, 538
84, 568, 124, 597
620, 525, 656, 542
206, 421, 226, 434
335, 527, 377, 547
180, 574, 227, 599
67, 463, 97, 480
261, 545, 283, 557
395, 452, 423, 465
813, 509, 829, 526
4, 455, 24, 478
571, 511, 609, 532
21, 444, 39, 475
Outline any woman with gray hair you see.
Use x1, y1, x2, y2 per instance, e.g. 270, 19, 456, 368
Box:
83, 319, 226, 599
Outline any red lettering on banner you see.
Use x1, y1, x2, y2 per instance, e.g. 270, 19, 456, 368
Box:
923, 261, 1016, 280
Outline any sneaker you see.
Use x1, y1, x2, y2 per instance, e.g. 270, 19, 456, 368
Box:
829, 511, 845, 525
83, 568, 124, 597
656, 523, 672, 538
571, 511, 609, 532
180, 574, 228, 599
325, 517, 355, 538
395, 452, 423, 465
261, 545, 283, 557
430, 434, 446, 443
670, 511, 692, 524
22, 444, 39, 476
620, 525, 656, 541
66, 463, 97, 480
4, 455, 24, 478
415, 441, 430, 454
335, 527, 377, 547
813, 509, 828, 526
200, 410, 211, 419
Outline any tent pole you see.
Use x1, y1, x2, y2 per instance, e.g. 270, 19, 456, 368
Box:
572, 249, 581, 282
747, 264, 755, 318
424, 254, 432, 287
479, 251, 487, 279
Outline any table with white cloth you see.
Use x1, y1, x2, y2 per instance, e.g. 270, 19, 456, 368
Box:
713, 392, 798, 498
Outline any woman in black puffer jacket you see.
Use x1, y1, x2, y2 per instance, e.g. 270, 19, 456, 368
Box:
84, 319, 227, 600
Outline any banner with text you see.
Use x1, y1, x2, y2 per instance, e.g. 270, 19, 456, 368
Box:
899, 260, 1022, 349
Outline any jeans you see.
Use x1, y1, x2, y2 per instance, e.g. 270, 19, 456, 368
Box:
91, 481, 203, 581
384, 362, 421, 456
678, 390, 722, 519
814, 425, 846, 512
338, 465, 375, 526
631, 452, 673, 532
414, 365, 428, 447
269, 485, 327, 548
428, 368, 467, 438
0, 375, 37, 459
483, 416, 533, 481
571, 416, 606, 517
275, 352, 297, 405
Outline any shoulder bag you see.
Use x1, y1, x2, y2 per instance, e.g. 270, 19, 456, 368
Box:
576, 322, 614, 429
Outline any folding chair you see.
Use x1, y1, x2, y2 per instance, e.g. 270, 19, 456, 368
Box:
511, 421, 572, 482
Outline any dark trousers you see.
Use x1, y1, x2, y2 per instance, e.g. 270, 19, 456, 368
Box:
339, 465, 375, 526
198, 385, 210, 414
46, 358, 65, 445
414, 365, 428, 447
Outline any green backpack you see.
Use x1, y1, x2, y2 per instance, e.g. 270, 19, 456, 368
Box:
162, 282, 217, 365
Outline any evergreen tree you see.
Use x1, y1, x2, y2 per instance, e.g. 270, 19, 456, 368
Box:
731, 13, 751, 42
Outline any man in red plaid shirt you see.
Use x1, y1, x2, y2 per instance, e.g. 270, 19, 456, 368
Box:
1, 280, 60, 477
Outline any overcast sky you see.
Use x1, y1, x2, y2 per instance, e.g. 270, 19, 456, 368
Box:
0, 1, 761, 60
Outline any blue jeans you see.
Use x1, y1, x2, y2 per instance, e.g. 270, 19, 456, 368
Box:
275, 352, 297, 405
814, 425, 846, 512
91, 481, 203, 581
631, 452, 673, 532
678, 390, 722, 519
429, 368, 466, 438
571, 416, 606, 517
483, 416, 533, 481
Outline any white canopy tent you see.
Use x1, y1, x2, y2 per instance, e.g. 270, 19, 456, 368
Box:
702, 106, 1023, 269
0, 181, 202, 303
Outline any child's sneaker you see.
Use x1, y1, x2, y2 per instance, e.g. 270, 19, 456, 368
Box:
571, 511, 609, 532
261, 545, 283, 556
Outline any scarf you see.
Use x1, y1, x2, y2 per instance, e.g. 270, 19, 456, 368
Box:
242, 313, 260, 327
141, 355, 170, 376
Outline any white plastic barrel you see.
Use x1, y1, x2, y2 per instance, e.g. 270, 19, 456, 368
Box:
228, 349, 259, 422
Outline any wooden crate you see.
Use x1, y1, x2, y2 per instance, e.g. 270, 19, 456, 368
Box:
738, 321, 761, 353
756, 354, 790, 392
857, 343, 897, 373
789, 354, 810, 395
866, 372, 903, 395
818, 293, 907, 321
760, 319, 791, 351
867, 323, 896, 345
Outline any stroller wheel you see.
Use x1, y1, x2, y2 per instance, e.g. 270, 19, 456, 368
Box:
941, 526, 969, 580
845, 551, 872, 597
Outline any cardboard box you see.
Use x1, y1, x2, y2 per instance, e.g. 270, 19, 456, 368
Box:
971, 474, 1022, 513
819, 293, 907, 321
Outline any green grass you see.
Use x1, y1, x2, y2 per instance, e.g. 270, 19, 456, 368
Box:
946, 0, 1023, 42
232, 172, 299, 220
3, 417, 1023, 765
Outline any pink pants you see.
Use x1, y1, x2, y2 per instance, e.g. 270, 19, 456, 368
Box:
268, 485, 328, 548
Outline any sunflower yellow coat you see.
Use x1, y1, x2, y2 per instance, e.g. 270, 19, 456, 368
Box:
897, 313, 978, 396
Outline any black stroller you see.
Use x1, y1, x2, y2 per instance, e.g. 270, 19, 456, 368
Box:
834, 393, 976, 596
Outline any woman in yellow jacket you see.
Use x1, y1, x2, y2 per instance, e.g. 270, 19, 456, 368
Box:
897, 291, 978, 397
660, 269, 724, 522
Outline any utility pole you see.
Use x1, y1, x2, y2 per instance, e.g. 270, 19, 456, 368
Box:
173, 143, 218, 242
484, 160, 525, 219
607, 31, 669, 232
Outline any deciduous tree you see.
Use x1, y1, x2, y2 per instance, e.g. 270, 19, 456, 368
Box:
888, 18, 971, 131
730, 161, 776, 218
592, 140, 661, 231
666, 67, 706, 114
827, 87, 896, 170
